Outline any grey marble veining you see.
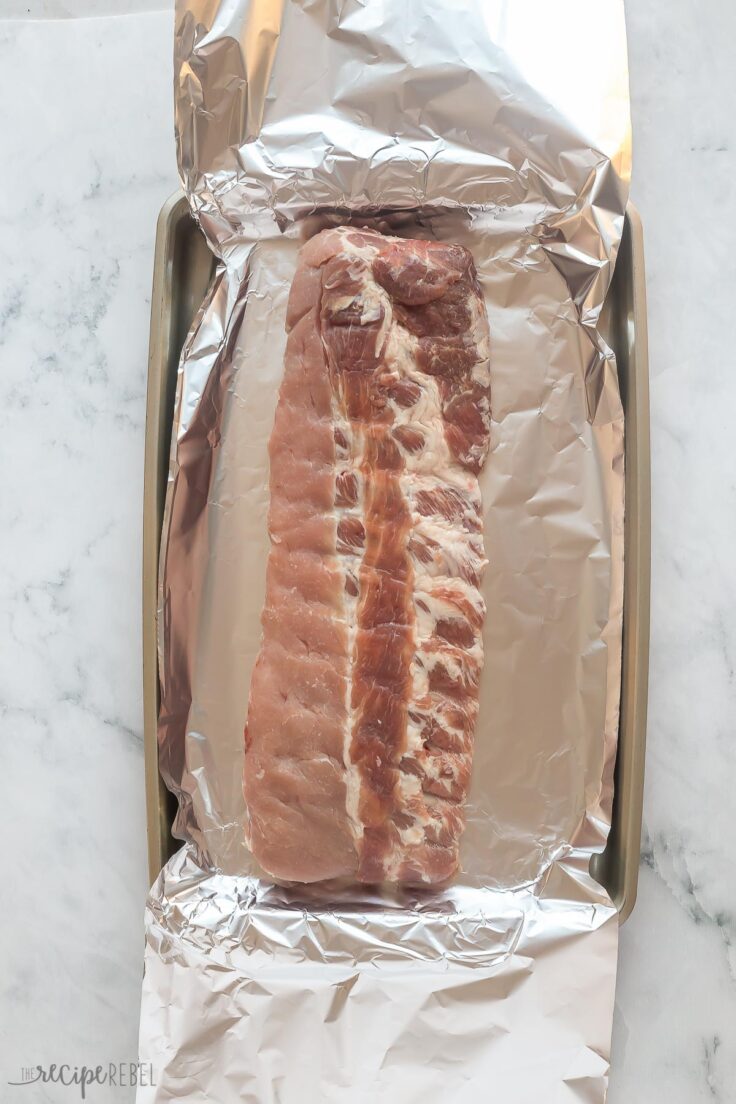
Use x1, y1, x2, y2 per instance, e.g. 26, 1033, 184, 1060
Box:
611, 2, 736, 1101
0, 3, 735, 1101
0, 12, 177, 1099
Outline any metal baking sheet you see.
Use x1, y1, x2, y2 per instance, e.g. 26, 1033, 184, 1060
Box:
142, 191, 649, 920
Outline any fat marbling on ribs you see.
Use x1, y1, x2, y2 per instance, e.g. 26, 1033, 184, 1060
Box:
243, 226, 491, 884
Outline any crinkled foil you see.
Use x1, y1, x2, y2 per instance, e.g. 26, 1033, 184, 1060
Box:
139, 1, 631, 1099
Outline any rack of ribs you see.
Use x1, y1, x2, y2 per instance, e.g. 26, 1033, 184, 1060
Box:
243, 226, 491, 884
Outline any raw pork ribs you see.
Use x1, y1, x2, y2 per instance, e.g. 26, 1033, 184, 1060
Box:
244, 227, 491, 884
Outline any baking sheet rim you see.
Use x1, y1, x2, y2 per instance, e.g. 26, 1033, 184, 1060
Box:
142, 192, 649, 922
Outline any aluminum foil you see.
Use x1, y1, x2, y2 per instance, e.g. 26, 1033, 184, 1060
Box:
139, 1, 631, 1099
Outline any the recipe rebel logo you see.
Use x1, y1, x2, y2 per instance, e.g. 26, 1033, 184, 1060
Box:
8, 1062, 156, 1098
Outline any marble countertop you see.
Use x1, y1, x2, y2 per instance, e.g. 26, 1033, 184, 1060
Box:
1, 3, 734, 1100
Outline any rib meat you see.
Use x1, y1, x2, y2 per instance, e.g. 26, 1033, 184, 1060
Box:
244, 227, 491, 884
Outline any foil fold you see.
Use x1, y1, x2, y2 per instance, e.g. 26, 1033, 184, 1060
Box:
140, 849, 618, 1102
139, 0, 631, 1098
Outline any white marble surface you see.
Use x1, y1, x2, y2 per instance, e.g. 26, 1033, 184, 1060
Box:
611, 2, 736, 1100
0, 11, 178, 1100
0, 3, 734, 1101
